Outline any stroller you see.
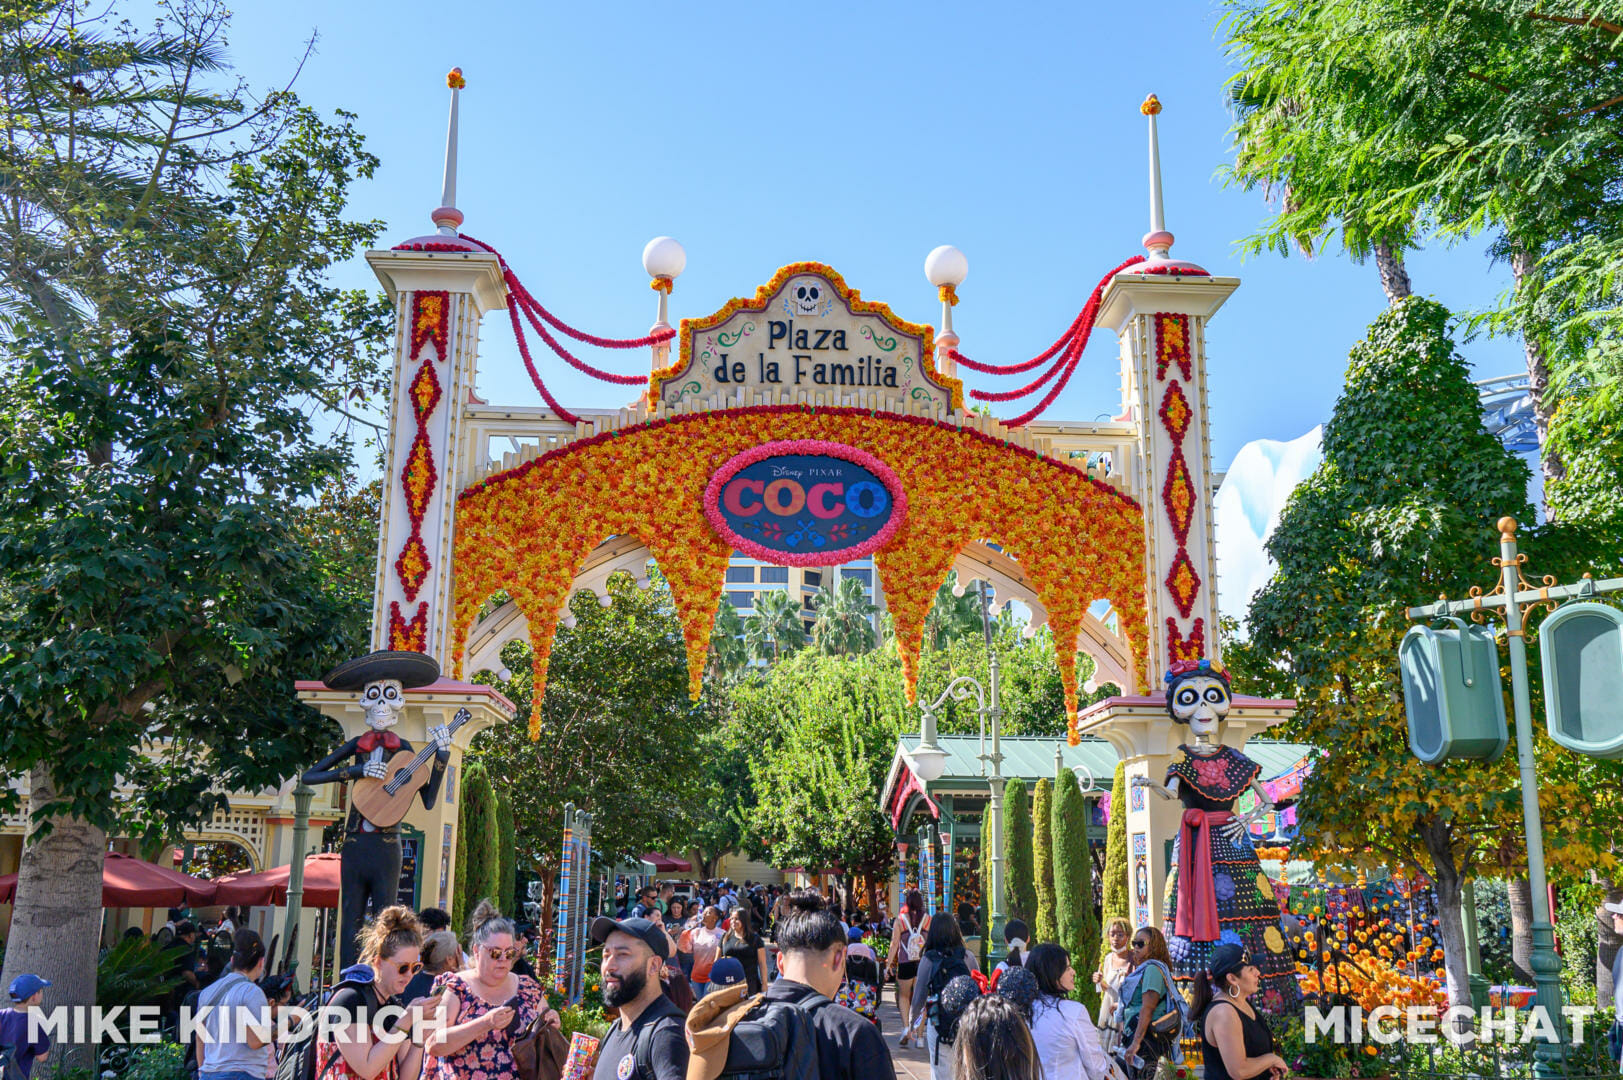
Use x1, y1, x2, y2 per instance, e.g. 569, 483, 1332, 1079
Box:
836, 951, 883, 1029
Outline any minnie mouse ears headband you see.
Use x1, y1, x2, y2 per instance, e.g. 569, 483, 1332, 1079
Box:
1164, 657, 1231, 687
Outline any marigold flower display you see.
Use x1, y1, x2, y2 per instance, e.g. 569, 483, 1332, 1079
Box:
451, 406, 1148, 737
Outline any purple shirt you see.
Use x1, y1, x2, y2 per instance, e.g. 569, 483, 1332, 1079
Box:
0, 1007, 50, 1078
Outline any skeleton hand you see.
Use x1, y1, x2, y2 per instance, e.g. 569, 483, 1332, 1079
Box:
1221, 813, 1256, 843
1130, 776, 1151, 790
364, 760, 388, 780
429, 724, 452, 752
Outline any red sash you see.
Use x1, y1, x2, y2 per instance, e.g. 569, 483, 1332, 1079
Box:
1175, 809, 1232, 942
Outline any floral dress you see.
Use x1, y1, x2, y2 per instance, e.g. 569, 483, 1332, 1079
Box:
1161, 744, 1301, 1015
431, 970, 547, 1080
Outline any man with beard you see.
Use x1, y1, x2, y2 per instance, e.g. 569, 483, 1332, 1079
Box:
590, 917, 690, 1080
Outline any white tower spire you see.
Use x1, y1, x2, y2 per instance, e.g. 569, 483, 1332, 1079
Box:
433, 69, 466, 236
1141, 93, 1173, 260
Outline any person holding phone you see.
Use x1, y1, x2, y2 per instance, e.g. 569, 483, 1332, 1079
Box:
424, 900, 559, 1078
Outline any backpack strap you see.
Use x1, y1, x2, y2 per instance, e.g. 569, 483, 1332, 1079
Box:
633, 1009, 680, 1080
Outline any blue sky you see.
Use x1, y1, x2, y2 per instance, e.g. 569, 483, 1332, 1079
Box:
222, 0, 1524, 472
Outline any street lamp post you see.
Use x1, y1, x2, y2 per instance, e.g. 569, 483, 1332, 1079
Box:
912, 579, 1006, 968
281, 782, 315, 975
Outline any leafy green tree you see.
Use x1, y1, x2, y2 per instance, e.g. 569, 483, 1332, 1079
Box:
454, 761, 500, 934
708, 600, 749, 683
1033, 778, 1058, 946
1004, 778, 1038, 924
1223, 0, 1623, 487
496, 791, 517, 917
1247, 297, 1623, 1003
924, 572, 986, 649
811, 575, 879, 656
744, 654, 900, 899
1101, 764, 1130, 934
0, 0, 387, 1031
744, 587, 807, 663
472, 573, 715, 913
1052, 767, 1100, 1016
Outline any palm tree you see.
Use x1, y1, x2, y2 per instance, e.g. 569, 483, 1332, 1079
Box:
708, 600, 748, 682
811, 575, 879, 656
924, 571, 985, 649
743, 587, 806, 663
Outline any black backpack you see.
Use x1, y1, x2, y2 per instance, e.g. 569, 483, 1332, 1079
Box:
275, 980, 368, 1080
714, 993, 825, 1080
923, 947, 973, 1006
1, 1043, 22, 1080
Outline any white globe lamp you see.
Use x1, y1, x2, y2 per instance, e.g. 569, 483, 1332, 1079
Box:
924, 244, 968, 289
642, 236, 687, 281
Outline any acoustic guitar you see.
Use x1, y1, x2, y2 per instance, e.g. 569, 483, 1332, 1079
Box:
350, 708, 471, 828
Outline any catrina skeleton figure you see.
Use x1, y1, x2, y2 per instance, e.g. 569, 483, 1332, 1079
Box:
1131, 658, 1302, 1015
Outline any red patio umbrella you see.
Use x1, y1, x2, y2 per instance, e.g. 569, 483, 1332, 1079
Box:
640, 852, 692, 873
211, 853, 341, 909
0, 852, 216, 907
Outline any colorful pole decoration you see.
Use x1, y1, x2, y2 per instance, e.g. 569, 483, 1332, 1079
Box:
921, 824, 937, 915
553, 803, 594, 1002
897, 840, 909, 907
940, 824, 955, 918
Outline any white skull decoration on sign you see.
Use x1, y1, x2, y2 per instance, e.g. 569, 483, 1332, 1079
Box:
783, 277, 834, 318
1169, 674, 1231, 739
360, 679, 405, 731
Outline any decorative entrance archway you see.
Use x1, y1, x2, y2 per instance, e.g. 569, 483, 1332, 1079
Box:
298, 75, 1293, 960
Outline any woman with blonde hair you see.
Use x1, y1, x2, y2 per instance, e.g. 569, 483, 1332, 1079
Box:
424, 899, 559, 1078
1092, 917, 1134, 1050
315, 906, 428, 1080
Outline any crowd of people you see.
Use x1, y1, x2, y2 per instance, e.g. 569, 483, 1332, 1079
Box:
0, 883, 1292, 1080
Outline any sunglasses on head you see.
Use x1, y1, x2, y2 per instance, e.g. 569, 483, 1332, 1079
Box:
482, 945, 522, 961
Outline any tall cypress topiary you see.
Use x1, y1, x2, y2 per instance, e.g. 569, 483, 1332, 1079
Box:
1101, 763, 1129, 934
1053, 767, 1101, 1017
979, 808, 992, 970
1033, 777, 1058, 946
453, 761, 500, 934
1004, 778, 1038, 924
495, 789, 516, 916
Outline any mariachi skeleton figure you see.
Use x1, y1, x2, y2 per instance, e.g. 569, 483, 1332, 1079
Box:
303, 650, 451, 968
1131, 658, 1301, 1015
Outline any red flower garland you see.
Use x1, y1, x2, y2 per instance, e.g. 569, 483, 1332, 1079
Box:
1167, 617, 1206, 664
1154, 313, 1193, 381
389, 601, 430, 652
410, 291, 450, 363
1156, 314, 1204, 657
701, 439, 908, 566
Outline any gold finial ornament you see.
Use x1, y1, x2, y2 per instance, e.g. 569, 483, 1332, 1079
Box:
447, 67, 466, 90
1141, 93, 1162, 116
1498, 515, 1518, 540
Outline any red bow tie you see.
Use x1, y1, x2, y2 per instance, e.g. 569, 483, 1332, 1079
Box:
357, 731, 402, 753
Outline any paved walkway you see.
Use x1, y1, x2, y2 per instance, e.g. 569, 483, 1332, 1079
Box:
878, 987, 932, 1080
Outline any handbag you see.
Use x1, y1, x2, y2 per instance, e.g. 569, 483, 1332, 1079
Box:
511, 1012, 570, 1080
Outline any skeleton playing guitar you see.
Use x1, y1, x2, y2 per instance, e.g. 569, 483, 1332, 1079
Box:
350, 708, 471, 828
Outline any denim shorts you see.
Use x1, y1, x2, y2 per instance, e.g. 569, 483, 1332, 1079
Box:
202, 1070, 266, 1080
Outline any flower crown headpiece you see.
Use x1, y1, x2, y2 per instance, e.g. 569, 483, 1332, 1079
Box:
1164, 657, 1230, 687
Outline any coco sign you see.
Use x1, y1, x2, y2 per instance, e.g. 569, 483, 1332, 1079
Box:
703, 441, 907, 565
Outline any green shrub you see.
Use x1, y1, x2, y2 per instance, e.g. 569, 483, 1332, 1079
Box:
1005, 777, 1037, 924
1053, 767, 1100, 1017
453, 759, 500, 933
1102, 763, 1129, 936
1033, 778, 1057, 946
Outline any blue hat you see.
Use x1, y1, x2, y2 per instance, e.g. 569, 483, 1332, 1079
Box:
847, 926, 866, 943
708, 957, 747, 987
8, 974, 50, 1001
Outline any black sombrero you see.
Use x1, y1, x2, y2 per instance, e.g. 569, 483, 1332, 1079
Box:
322, 650, 441, 692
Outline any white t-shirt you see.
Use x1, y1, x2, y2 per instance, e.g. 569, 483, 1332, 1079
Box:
1030, 996, 1111, 1080
198, 973, 270, 1076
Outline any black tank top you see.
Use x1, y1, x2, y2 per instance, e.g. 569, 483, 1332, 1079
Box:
1201, 999, 1277, 1080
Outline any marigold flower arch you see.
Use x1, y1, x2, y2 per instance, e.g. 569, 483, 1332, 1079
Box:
451, 406, 1149, 739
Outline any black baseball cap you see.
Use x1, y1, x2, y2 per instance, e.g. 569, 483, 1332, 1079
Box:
590, 916, 671, 960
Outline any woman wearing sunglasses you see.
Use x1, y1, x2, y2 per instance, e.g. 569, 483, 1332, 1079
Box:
316, 906, 429, 1080
424, 899, 561, 1078
1117, 927, 1184, 1080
